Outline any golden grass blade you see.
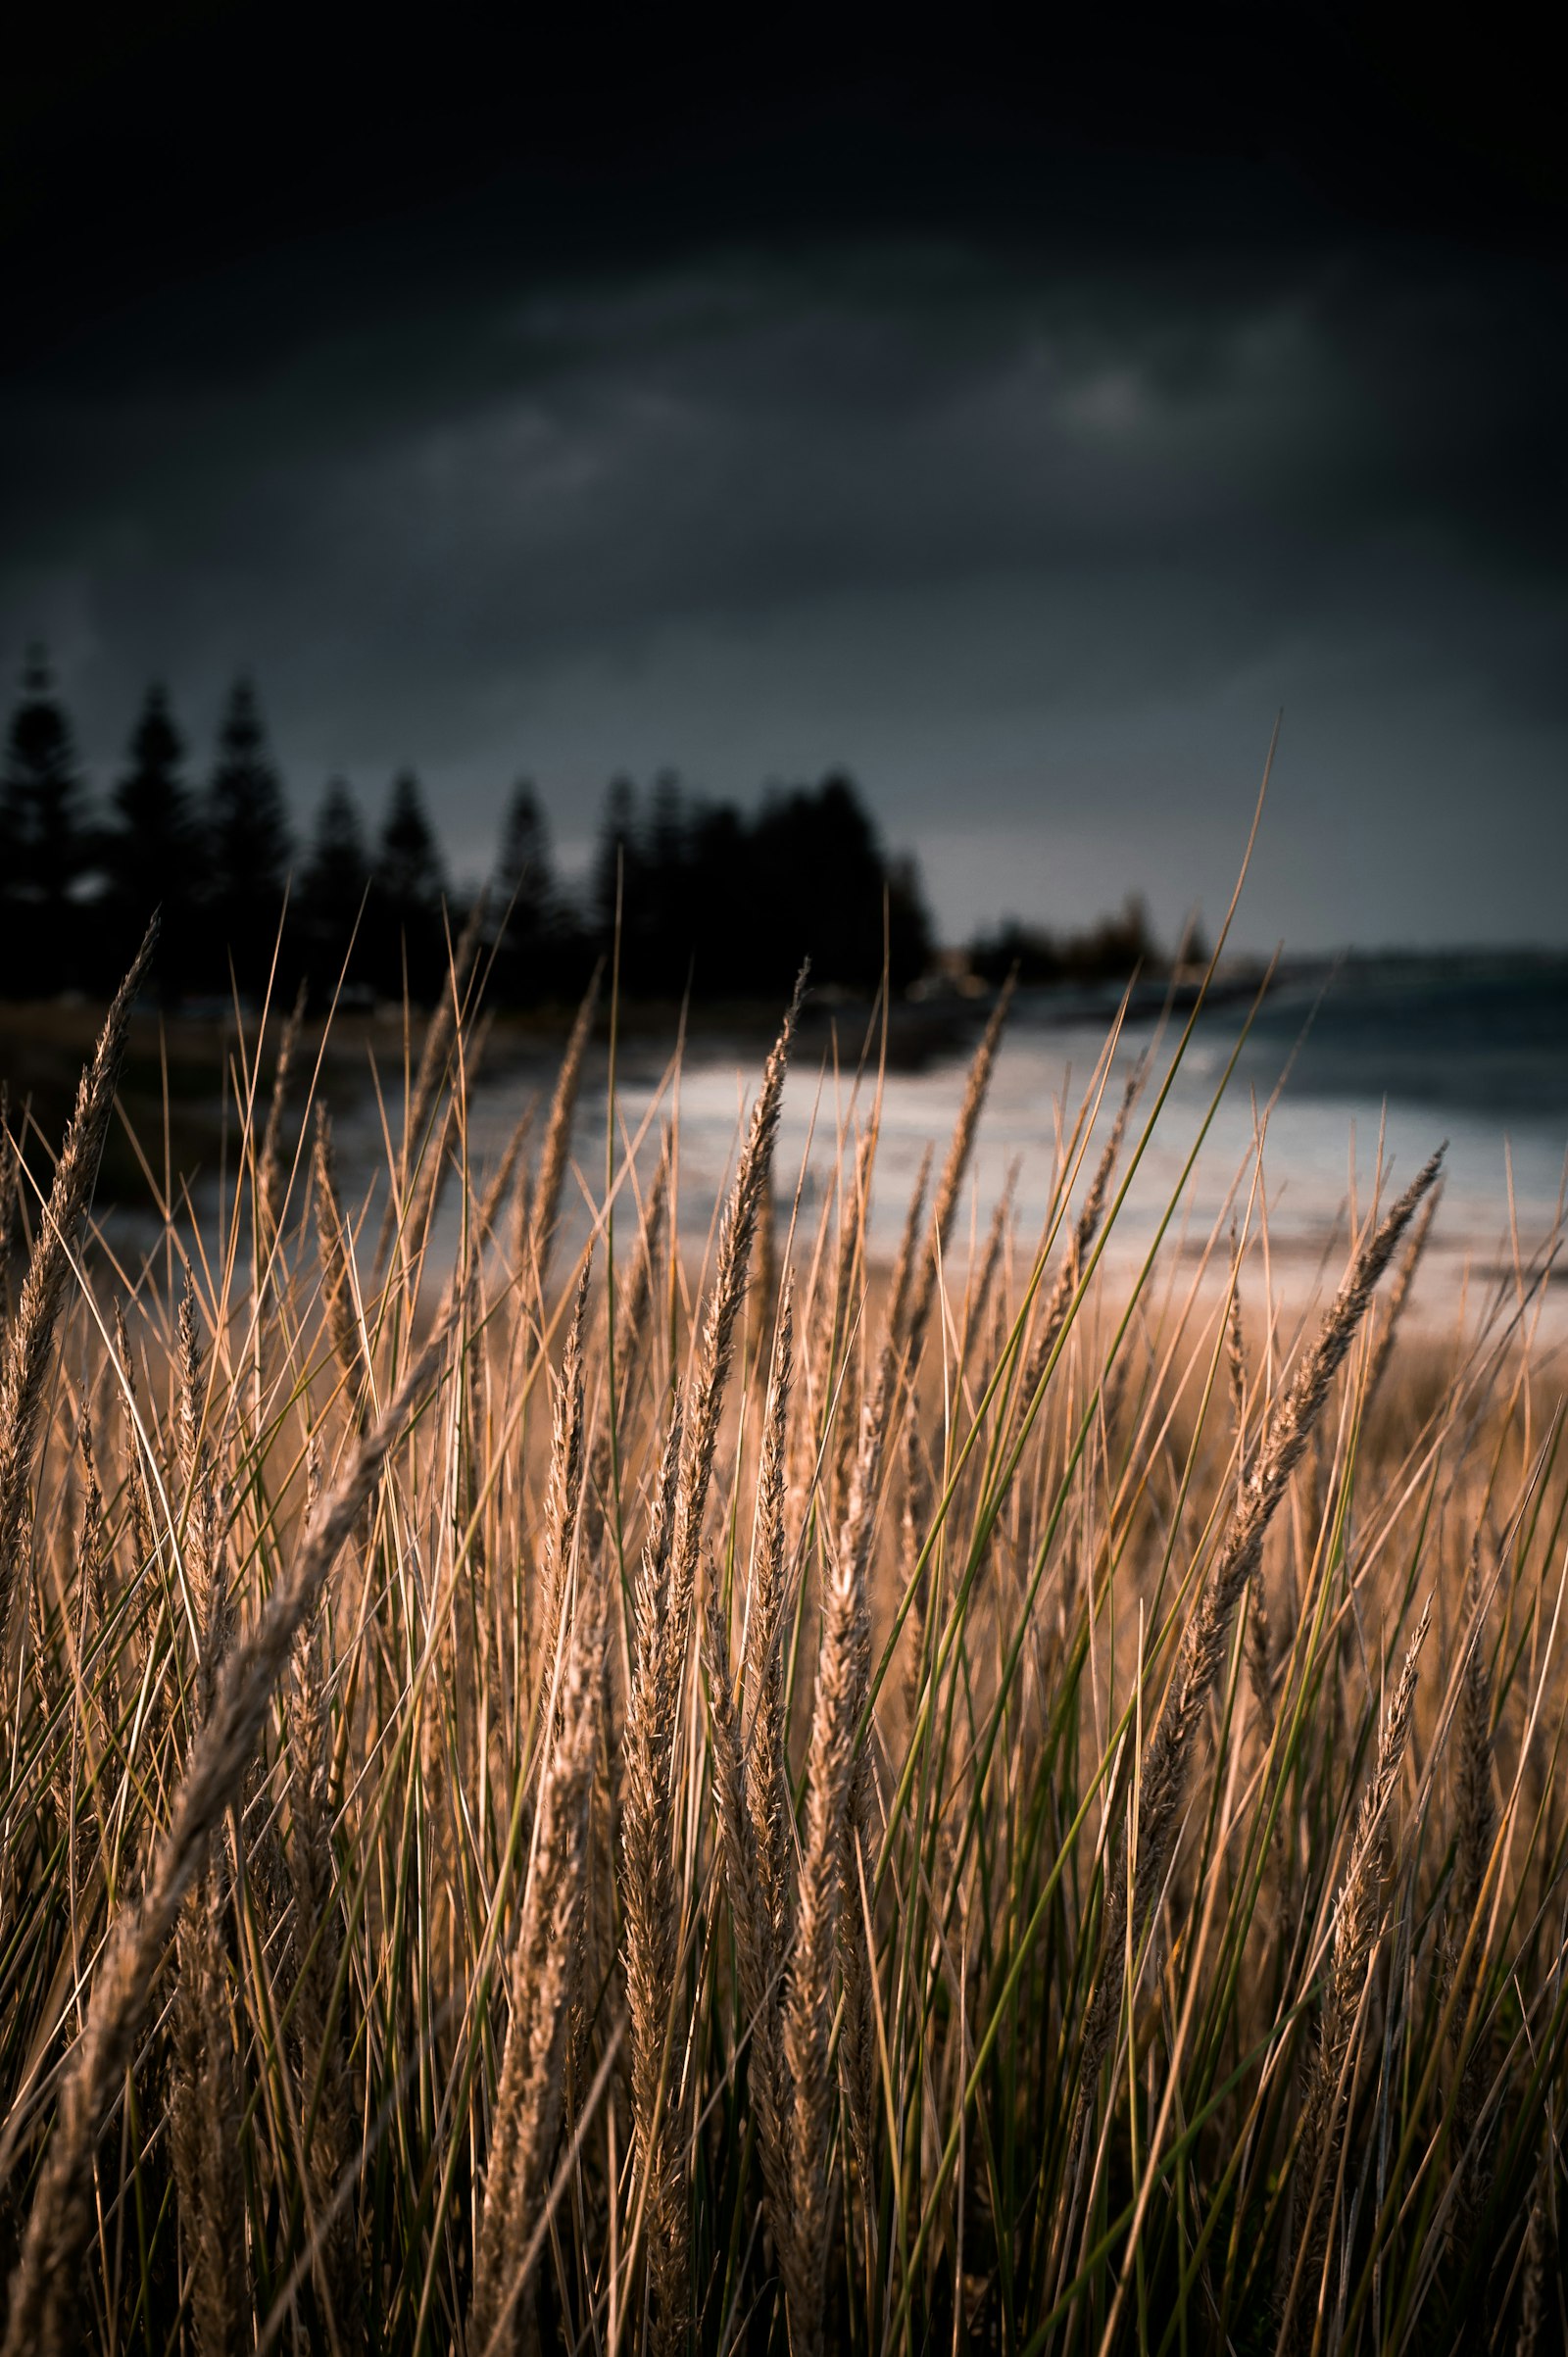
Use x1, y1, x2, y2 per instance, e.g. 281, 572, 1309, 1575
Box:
0, 916, 158, 1652
2, 1315, 451, 2357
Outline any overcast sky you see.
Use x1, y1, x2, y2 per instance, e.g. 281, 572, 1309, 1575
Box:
2, 7, 1565, 951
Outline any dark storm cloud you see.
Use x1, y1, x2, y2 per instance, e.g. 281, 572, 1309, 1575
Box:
2, 11, 1565, 948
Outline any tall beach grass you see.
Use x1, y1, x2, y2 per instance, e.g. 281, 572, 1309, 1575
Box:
0, 915, 1563, 2355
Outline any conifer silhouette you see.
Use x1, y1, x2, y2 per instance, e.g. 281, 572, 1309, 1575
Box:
0, 648, 93, 991
107, 684, 198, 994
302, 778, 371, 994
372, 770, 447, 1000
491, 779, 561, 1002
207, 678, 292, 998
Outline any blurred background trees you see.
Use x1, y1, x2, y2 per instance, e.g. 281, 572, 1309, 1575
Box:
103, 685, 200, 1000
489, 779, 562, 1006
0, 650, 94, 995
370, 770, 448, 1002
206, 677, 294, 994
0, 649, 1173, 1009
299, 779, 371, 998
584, 769, 934, 1001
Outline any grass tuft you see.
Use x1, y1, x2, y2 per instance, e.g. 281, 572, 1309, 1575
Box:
0, 928, 1563, 2355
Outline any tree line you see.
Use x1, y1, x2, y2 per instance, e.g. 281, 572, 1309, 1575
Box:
0, 653, 935, 1007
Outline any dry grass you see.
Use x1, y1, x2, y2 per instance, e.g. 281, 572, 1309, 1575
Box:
0, 927, 1564, 2356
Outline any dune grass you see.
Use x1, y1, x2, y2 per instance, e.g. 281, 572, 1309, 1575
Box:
0, 918, 1563, 2356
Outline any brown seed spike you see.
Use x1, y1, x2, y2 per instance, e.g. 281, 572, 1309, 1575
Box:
0, 914, 158, 1653
1, 1311, 452, 2357
1075, 1147, 1445, 2136
529, 966, 602, 1294
1283, 1606, 1429, 2353
745, 1278, 797, 1959
667, 969, 806, 1732
780, 1341, 890, 2357
903, 973, 1014, 1367
472, 1588, 608, 2356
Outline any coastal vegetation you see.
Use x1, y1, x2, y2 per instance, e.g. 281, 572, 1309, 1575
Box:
0, 909, 1562, 2356
2, 656, 1201, 1010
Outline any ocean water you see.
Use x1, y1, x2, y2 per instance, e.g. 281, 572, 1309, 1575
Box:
190, 952, 1563, 1351
578, 954, 1568, 1337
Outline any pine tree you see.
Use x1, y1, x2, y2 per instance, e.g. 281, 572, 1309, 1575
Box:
1, 648, 94, 993
0, 729, 21, 995
106, 684, 198, 993
377, 770, 446, 909
301, 779, 371, 993
750, 772, 932, 994
206, 677, 292, 997
643, 770, 694, 997
647, 770, 687, 885
591, 776, 641, 972
496, 780, 554, 927
492, 779, 559, 1003
371, 770, 448, 1001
